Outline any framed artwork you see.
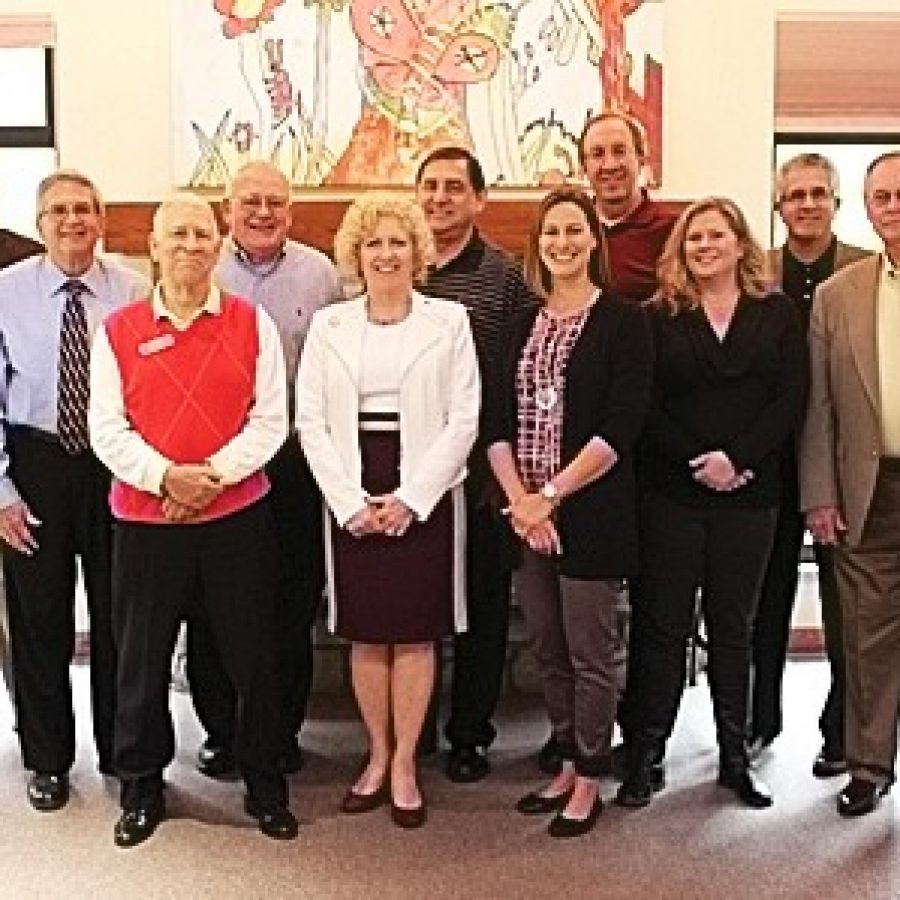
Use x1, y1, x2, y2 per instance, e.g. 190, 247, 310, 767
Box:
171, 0, 664, 188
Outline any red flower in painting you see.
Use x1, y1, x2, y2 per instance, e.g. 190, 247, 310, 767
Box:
213, 0, 285, 38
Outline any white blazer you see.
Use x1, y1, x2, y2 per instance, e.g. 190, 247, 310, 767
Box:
295, 291, 480, 632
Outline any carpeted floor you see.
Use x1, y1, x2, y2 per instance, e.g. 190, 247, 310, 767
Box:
0, 660, 897, 900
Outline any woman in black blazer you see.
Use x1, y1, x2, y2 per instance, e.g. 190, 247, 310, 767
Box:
616, 197, 808, 811
486, 188, 652, 838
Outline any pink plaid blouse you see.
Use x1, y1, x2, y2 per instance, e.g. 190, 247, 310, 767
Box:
515, 307, 589, 491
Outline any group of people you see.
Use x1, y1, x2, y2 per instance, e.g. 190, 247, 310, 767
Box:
1, 110, 899, 849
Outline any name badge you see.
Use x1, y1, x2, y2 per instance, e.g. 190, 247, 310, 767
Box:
138, 334, 175, 356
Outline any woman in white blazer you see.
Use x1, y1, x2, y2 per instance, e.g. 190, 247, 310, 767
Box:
296, 193, 479, 828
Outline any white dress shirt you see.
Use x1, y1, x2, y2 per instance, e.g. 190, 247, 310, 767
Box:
89, 285, 287, 496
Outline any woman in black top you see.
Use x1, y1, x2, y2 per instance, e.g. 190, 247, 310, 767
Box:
486, 188, 652, 837
616, 197, 808, 810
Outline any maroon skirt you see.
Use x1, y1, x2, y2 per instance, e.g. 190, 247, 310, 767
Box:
331, 430, 454, 643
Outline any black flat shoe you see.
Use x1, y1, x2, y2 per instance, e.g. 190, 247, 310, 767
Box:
341, 782, 388, 814
813, 748, 848, 779
27, 772, 69, 812
446, 746, 490, 783
837, 777, 890, 817
197, 741, 237, 780
390, 799, 427, 829
114, 802, 165, 848
515, 788, 573, 815
548, 797, 603, 838
718, 768, 773, 809
244, 797, 299, 840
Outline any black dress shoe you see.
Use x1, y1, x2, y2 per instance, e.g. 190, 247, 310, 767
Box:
446, 746, 490, 783
197, 741, 237, 780
27, 772, 69, 812
114, 802, 165, 848
718, 767, 773, 809
279, 739, 306, 775
837, 777, 890, 817
537, 735, 564, 775
244, 797, 299, 840
390, 799, 427, 829
341, 782, 388, 814
812, 748, 848, 779
548, 797, 603, 838
515, 788, 573, 815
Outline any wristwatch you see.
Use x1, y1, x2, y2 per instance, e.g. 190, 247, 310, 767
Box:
540, 481, 560, 507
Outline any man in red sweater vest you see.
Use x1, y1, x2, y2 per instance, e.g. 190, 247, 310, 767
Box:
88, 194, 295, 847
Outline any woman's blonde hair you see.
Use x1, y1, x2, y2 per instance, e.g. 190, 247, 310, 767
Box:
654, 197, 769, 314
333, 192, 435, 285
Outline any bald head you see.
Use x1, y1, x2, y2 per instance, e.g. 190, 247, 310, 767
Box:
224, 161, 292, 263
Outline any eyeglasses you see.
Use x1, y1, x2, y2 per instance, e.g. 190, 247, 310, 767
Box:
780, 187, 833, 204
40, 202, 97, 220
868, 189, 900, 209
237, 195, 289, 213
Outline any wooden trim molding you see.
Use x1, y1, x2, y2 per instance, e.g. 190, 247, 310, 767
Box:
104, 198, 689, 259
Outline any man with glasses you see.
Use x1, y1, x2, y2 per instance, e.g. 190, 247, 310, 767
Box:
0, 170, 147, 811
749, 154, 868, 775
801, 150, 900, 816
186, 161, 341, 780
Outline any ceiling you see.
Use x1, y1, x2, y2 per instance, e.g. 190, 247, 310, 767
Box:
776, 14, 900, 129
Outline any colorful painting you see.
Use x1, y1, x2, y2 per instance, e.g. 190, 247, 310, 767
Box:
170, 0, 664, 188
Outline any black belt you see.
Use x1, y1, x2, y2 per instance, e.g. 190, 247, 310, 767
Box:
9, 424, 62, 446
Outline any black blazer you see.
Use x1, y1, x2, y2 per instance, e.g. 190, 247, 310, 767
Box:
642, 292, 808, 509
485, 295, 653, 579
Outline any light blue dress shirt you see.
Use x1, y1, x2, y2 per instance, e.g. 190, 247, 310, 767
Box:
0, 253, 148, 506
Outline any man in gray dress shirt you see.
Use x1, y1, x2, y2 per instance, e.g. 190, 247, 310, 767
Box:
0, 169, 147, 811
187, 161, 341, 778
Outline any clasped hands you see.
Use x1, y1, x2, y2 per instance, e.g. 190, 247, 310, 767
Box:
689, 450, 754, 492
504, 492, 561, 556
345, 494, 414, 539
161, 463, 224, 522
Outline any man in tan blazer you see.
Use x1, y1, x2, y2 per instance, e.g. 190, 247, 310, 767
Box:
801, 150, 900, 817
751, 154, 869, 774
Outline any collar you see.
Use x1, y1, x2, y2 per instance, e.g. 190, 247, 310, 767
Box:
151, 283, 222, 328
598, 190, 651, 229
431, 228, 485, 276
228, 237, 287, 275
783, 236, 837, 276
41, 256, 105, 300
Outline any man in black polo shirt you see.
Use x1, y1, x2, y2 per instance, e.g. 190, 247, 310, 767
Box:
750, 152, 869, 775
414, 147, 534, 782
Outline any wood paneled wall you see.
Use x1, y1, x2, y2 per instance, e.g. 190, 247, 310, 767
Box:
104, 197, 689, 259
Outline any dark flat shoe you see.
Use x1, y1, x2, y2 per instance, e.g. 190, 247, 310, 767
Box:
27, 772, 69, 812
390, 798, 427, 829
341, 782, 388, 814
515, 788, 573, 815
114, 802, 165, 848
837, 777, 890, 817
548, 797, 603, 838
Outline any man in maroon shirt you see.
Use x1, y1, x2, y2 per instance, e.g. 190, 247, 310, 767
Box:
578, 112, 678, 303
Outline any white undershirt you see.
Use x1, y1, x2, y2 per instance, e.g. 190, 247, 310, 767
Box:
359, 319, 411, 414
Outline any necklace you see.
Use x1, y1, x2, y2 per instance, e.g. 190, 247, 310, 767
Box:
367, 296, 412, 326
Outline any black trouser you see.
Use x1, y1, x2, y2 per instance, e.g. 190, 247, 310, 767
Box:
3, 429, 116, 774
113, 500, 285, 810
424, 503, 511, 749
186, 440, 323, 753
633, 493, 776, 768
751, 451, 844, 750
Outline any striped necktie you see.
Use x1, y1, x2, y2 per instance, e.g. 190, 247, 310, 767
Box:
57, 279, 90, 454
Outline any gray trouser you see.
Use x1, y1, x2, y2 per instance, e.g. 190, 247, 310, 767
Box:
515, 548, 619, 777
